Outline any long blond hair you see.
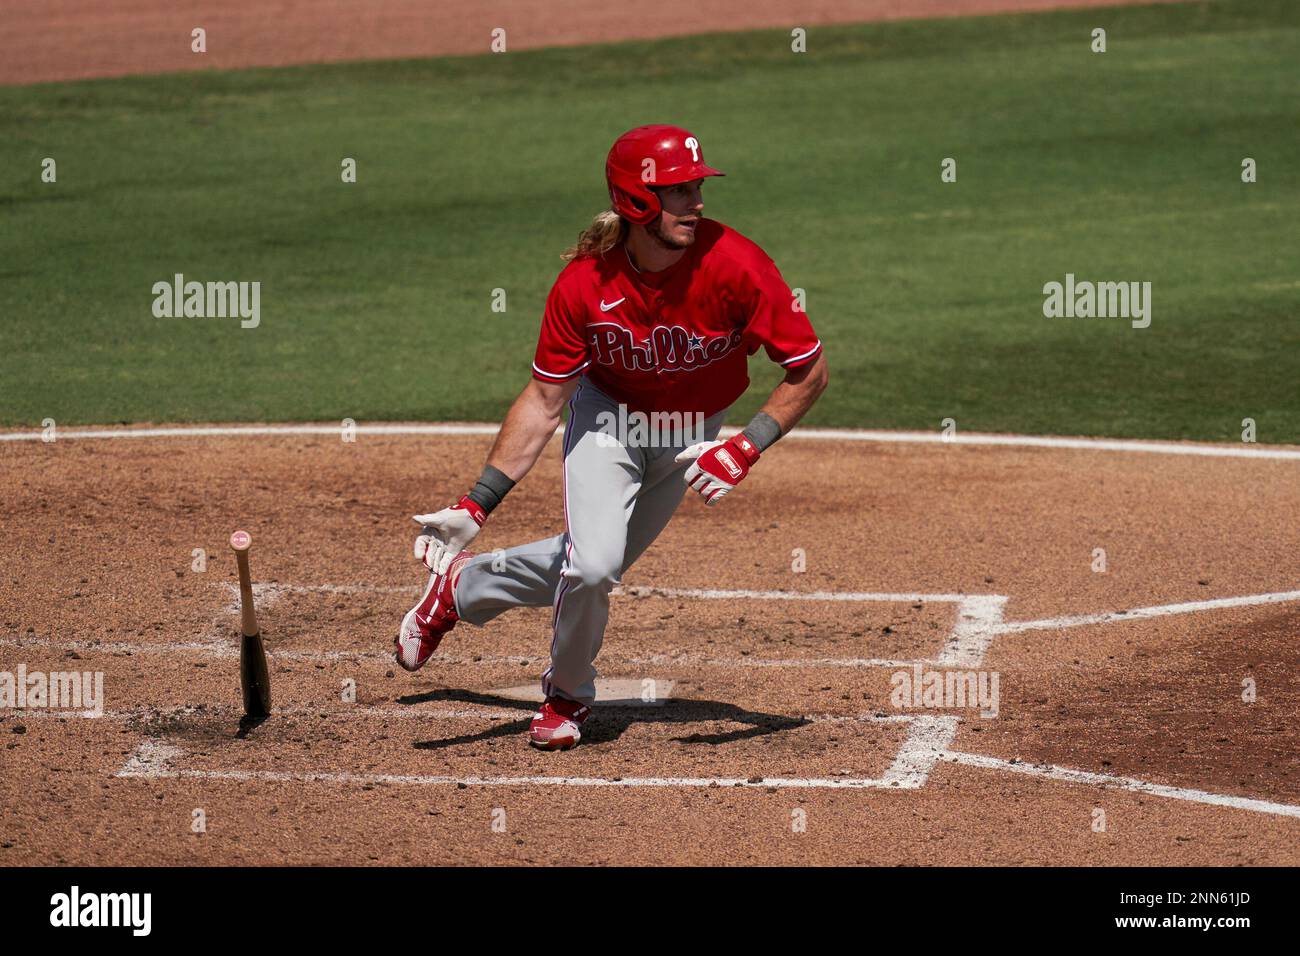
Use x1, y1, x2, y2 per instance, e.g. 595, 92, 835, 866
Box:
562, 210, 627, 261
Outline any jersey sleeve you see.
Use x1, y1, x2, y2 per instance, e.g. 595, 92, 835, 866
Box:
737, 254, 823, 370
531, 277, 591, 383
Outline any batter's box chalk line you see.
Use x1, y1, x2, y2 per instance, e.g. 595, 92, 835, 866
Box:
107, 592, 978, 794
13, 582, 1295, 670
198, 582, 1005, 669
102, 583, 1300, 817
115, 713, 955, 791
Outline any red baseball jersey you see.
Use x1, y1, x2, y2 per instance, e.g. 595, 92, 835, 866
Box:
531, 219, 822, 416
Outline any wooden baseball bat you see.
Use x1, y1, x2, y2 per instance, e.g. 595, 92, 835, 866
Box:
230, 530, 272, 721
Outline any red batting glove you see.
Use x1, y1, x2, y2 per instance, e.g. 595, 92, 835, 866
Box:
674, 435, 761, 506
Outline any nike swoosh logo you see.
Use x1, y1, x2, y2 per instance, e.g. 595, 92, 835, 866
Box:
599, 297, 626, 312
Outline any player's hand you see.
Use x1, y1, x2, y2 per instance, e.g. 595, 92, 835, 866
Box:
412, 495, 486, 573
674, 435, 761, 506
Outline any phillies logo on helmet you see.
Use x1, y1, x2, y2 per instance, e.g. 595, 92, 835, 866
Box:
606, 125, 726, 225
589, 322, 743, 374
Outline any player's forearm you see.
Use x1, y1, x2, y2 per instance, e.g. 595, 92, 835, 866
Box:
677, 354, 828, 506
485, 379, 573, 482
756, 352, 828, 436
412, 382, 563, 561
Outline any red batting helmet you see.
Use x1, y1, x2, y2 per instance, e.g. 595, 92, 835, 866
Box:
605, 125, 725, 225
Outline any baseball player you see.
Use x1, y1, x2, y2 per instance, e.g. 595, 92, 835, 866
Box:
395, 125, 828, 750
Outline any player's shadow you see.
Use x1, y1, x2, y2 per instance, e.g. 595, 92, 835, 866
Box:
399, 688, 810, 750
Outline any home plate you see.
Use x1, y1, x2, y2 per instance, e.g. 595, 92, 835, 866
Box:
491, 678, 675, 706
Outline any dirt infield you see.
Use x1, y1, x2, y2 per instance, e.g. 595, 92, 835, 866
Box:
2, 426, 1297, 865
2, 0, 1291, 868
3, 0, 1189, 85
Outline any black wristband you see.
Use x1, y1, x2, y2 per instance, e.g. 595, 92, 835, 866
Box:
740, 412, 783, 452
465, 465, 516, 516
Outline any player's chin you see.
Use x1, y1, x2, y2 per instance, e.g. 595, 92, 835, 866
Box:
664, 224, 697, 248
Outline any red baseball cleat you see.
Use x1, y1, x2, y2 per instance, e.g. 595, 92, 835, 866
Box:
528, 696, 592, 751
395, 551, 473, 671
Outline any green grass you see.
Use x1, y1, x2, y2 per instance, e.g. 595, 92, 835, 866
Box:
1, 0, 1297, 440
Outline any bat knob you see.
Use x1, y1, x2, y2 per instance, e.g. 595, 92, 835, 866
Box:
230, 530, 252, 551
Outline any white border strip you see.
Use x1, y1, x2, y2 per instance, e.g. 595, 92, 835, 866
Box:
4, 422, 1298, 460
620, 585, 975, 603
20, 576, 1300, 815
111, 729, 1300, 815
936, 595, 1008, 667
0, 635, 923, 668
789, 429, 1300, 461
10, 586, 1299, 666
114, 712, 935, 791
116, 764, 902, 790
16, 703, 917, 725
942, 750, 1300, 820
0, 424, 499, 442
0, 583, 1001, 668
993, 589, 1300, 635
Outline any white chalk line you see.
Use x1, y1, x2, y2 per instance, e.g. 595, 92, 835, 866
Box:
242, 582, 413, 597
937, 595, 1009, 668
0, 582, 998, 669
108, 605, 981, 793
940, 750, 1300, 820
114, 712, 944, 791
118, 739, 186, 776
233, 580, 1300, 633
992, 589, 1300, 635
0, 424, 499, 442
117, 764, 905, 790
801, 429, 1300, 461
111, 719, 1300, 817
9, 704, 529, 722
232, 581, 979, 603
14, 701, 915, 726
17, 580, 1300, 815
873, 596, 1008, 786
880, 715, 961, 788
5, 422, 1299, 460
0, 635, 931, 669
8, 585, 1299, 669
106, 704, 1300, 817
635, 654, 919, 668
619, 585, 976, 603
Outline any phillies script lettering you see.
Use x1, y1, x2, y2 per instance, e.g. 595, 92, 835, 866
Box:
589, 323, 743, 373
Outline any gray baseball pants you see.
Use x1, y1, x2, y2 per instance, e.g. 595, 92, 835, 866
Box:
452, 379, 725, 704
